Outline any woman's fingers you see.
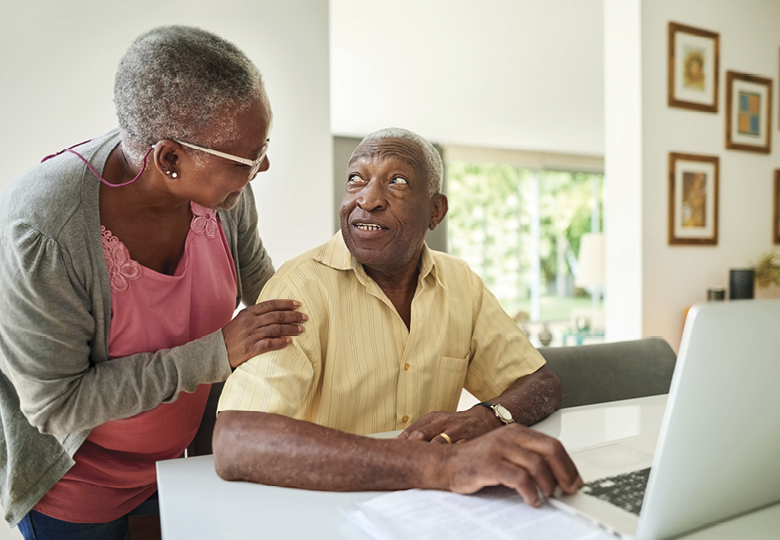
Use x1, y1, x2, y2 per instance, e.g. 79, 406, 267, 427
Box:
252, 336, 295, 356
252, 299, 302, 314
223, 299, 307, 368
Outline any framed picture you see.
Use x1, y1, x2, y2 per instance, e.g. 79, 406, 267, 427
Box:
668, 153, 719, 245
668, 22, 719, 112
774, 170, 780, 244
725, 71, 773, 153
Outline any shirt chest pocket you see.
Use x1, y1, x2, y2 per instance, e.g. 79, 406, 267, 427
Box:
415, 353, 471, 413
437, 353, 470, 375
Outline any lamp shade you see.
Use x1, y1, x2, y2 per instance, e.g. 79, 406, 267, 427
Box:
575, 233, 604, 288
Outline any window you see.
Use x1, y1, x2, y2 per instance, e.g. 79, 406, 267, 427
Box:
446, 159, 603, 339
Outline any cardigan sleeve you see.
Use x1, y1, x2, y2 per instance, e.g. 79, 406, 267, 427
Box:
221, 183, 275, 307
0, 222, 232, 436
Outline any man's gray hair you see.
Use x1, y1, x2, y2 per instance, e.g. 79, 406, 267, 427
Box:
114, 26, 264, 166
359, 128, 443, 196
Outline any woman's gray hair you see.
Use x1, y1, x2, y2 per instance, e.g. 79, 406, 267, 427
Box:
114, 26, 264, 166
359, 128, 443, 196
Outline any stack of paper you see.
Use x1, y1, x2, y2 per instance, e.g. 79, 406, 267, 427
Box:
341, 487, 615, 540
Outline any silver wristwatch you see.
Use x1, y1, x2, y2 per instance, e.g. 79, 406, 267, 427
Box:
478, 401, 514, 425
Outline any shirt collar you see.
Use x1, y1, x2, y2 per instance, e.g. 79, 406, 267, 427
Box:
316, 233, 446, 290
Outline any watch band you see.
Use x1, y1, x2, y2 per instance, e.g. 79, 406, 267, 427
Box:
478, 401, 514, 425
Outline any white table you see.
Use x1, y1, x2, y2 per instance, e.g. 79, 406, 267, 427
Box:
156, 395, 780, 539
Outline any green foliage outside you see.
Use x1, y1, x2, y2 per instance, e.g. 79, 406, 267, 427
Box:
446, 161, 603, 321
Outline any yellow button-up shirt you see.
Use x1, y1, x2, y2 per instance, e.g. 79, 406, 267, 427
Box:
218, 233, 545, 435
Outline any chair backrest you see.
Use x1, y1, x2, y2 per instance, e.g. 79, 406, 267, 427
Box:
537, 337, 676, 409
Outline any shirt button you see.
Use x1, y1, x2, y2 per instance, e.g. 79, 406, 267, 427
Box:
401, 415, 409, 423
404, 363, 410, 371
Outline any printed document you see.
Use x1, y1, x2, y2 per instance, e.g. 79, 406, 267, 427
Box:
340, 487, 614, 540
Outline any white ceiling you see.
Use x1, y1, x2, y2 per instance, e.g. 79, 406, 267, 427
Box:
330, 0, 604, 156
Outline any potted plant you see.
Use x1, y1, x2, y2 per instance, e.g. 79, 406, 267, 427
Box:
753, 251, 780, 299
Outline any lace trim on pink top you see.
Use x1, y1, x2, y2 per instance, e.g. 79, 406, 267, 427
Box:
101, 226, 141, 294
191, 203, 219, 239
102, 203, 220, 294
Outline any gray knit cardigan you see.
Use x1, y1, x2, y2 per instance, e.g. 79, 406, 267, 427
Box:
0, 130, 274, 526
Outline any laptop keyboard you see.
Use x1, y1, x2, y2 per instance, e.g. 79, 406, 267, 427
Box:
581, 467, 651, 516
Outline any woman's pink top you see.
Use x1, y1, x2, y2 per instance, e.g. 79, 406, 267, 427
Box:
35, 203, 237, 523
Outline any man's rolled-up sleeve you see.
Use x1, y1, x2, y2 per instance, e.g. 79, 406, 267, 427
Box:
464, 271, 546, 401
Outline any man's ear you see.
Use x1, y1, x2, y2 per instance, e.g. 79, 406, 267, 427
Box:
429, 193, 449, 231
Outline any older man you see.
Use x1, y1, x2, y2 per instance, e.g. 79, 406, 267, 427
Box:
214, 128, 582, 506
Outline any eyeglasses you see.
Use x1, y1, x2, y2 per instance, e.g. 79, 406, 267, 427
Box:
176, 140, 269, 179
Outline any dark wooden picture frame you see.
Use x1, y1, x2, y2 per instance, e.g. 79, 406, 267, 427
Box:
668, 22, 719, 112
668, 152, 719, 245
774, 170, 780, 244
725, 71, 773, 153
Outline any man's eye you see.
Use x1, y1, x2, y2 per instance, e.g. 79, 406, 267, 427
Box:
348, 174, 363, 183
391, 176, 408, 185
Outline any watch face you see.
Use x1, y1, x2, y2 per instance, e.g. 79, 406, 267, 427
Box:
494, 404, 513, 423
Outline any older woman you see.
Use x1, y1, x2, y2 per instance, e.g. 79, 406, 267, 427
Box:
0, 26, 305, 539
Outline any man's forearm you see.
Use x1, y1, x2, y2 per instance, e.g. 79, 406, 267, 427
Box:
213, 407, 582, 507
213, 410, 447, 491
486, 365, 562, 427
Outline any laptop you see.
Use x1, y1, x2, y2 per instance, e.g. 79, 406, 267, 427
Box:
550, 299, 780, 539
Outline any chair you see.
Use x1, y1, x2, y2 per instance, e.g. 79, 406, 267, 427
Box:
538, 337, 676, 409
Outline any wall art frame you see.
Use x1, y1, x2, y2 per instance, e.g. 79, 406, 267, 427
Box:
725, 70, 772, 153
668, 22, 719, 112
774, 170, 780, 244
668, 152, 719, 246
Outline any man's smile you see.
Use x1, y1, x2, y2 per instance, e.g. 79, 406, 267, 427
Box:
354, 222, 387, 232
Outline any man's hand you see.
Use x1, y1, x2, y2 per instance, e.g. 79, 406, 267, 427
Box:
442, 423, 583, 508
396, 406, 500, 443
222, 299, 308, 369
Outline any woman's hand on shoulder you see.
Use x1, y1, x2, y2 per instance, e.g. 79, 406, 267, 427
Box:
222, 299, 307, 369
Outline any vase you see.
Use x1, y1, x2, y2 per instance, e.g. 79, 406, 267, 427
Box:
538, 325, 553, 346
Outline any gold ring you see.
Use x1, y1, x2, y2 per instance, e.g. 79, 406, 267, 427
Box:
438, 432, 452, 444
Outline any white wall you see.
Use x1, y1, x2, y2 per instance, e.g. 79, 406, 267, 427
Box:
603, 0, 644, 342
606, 0, 780, 350
0, 0, 332, 266
330, 0, 604, 157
